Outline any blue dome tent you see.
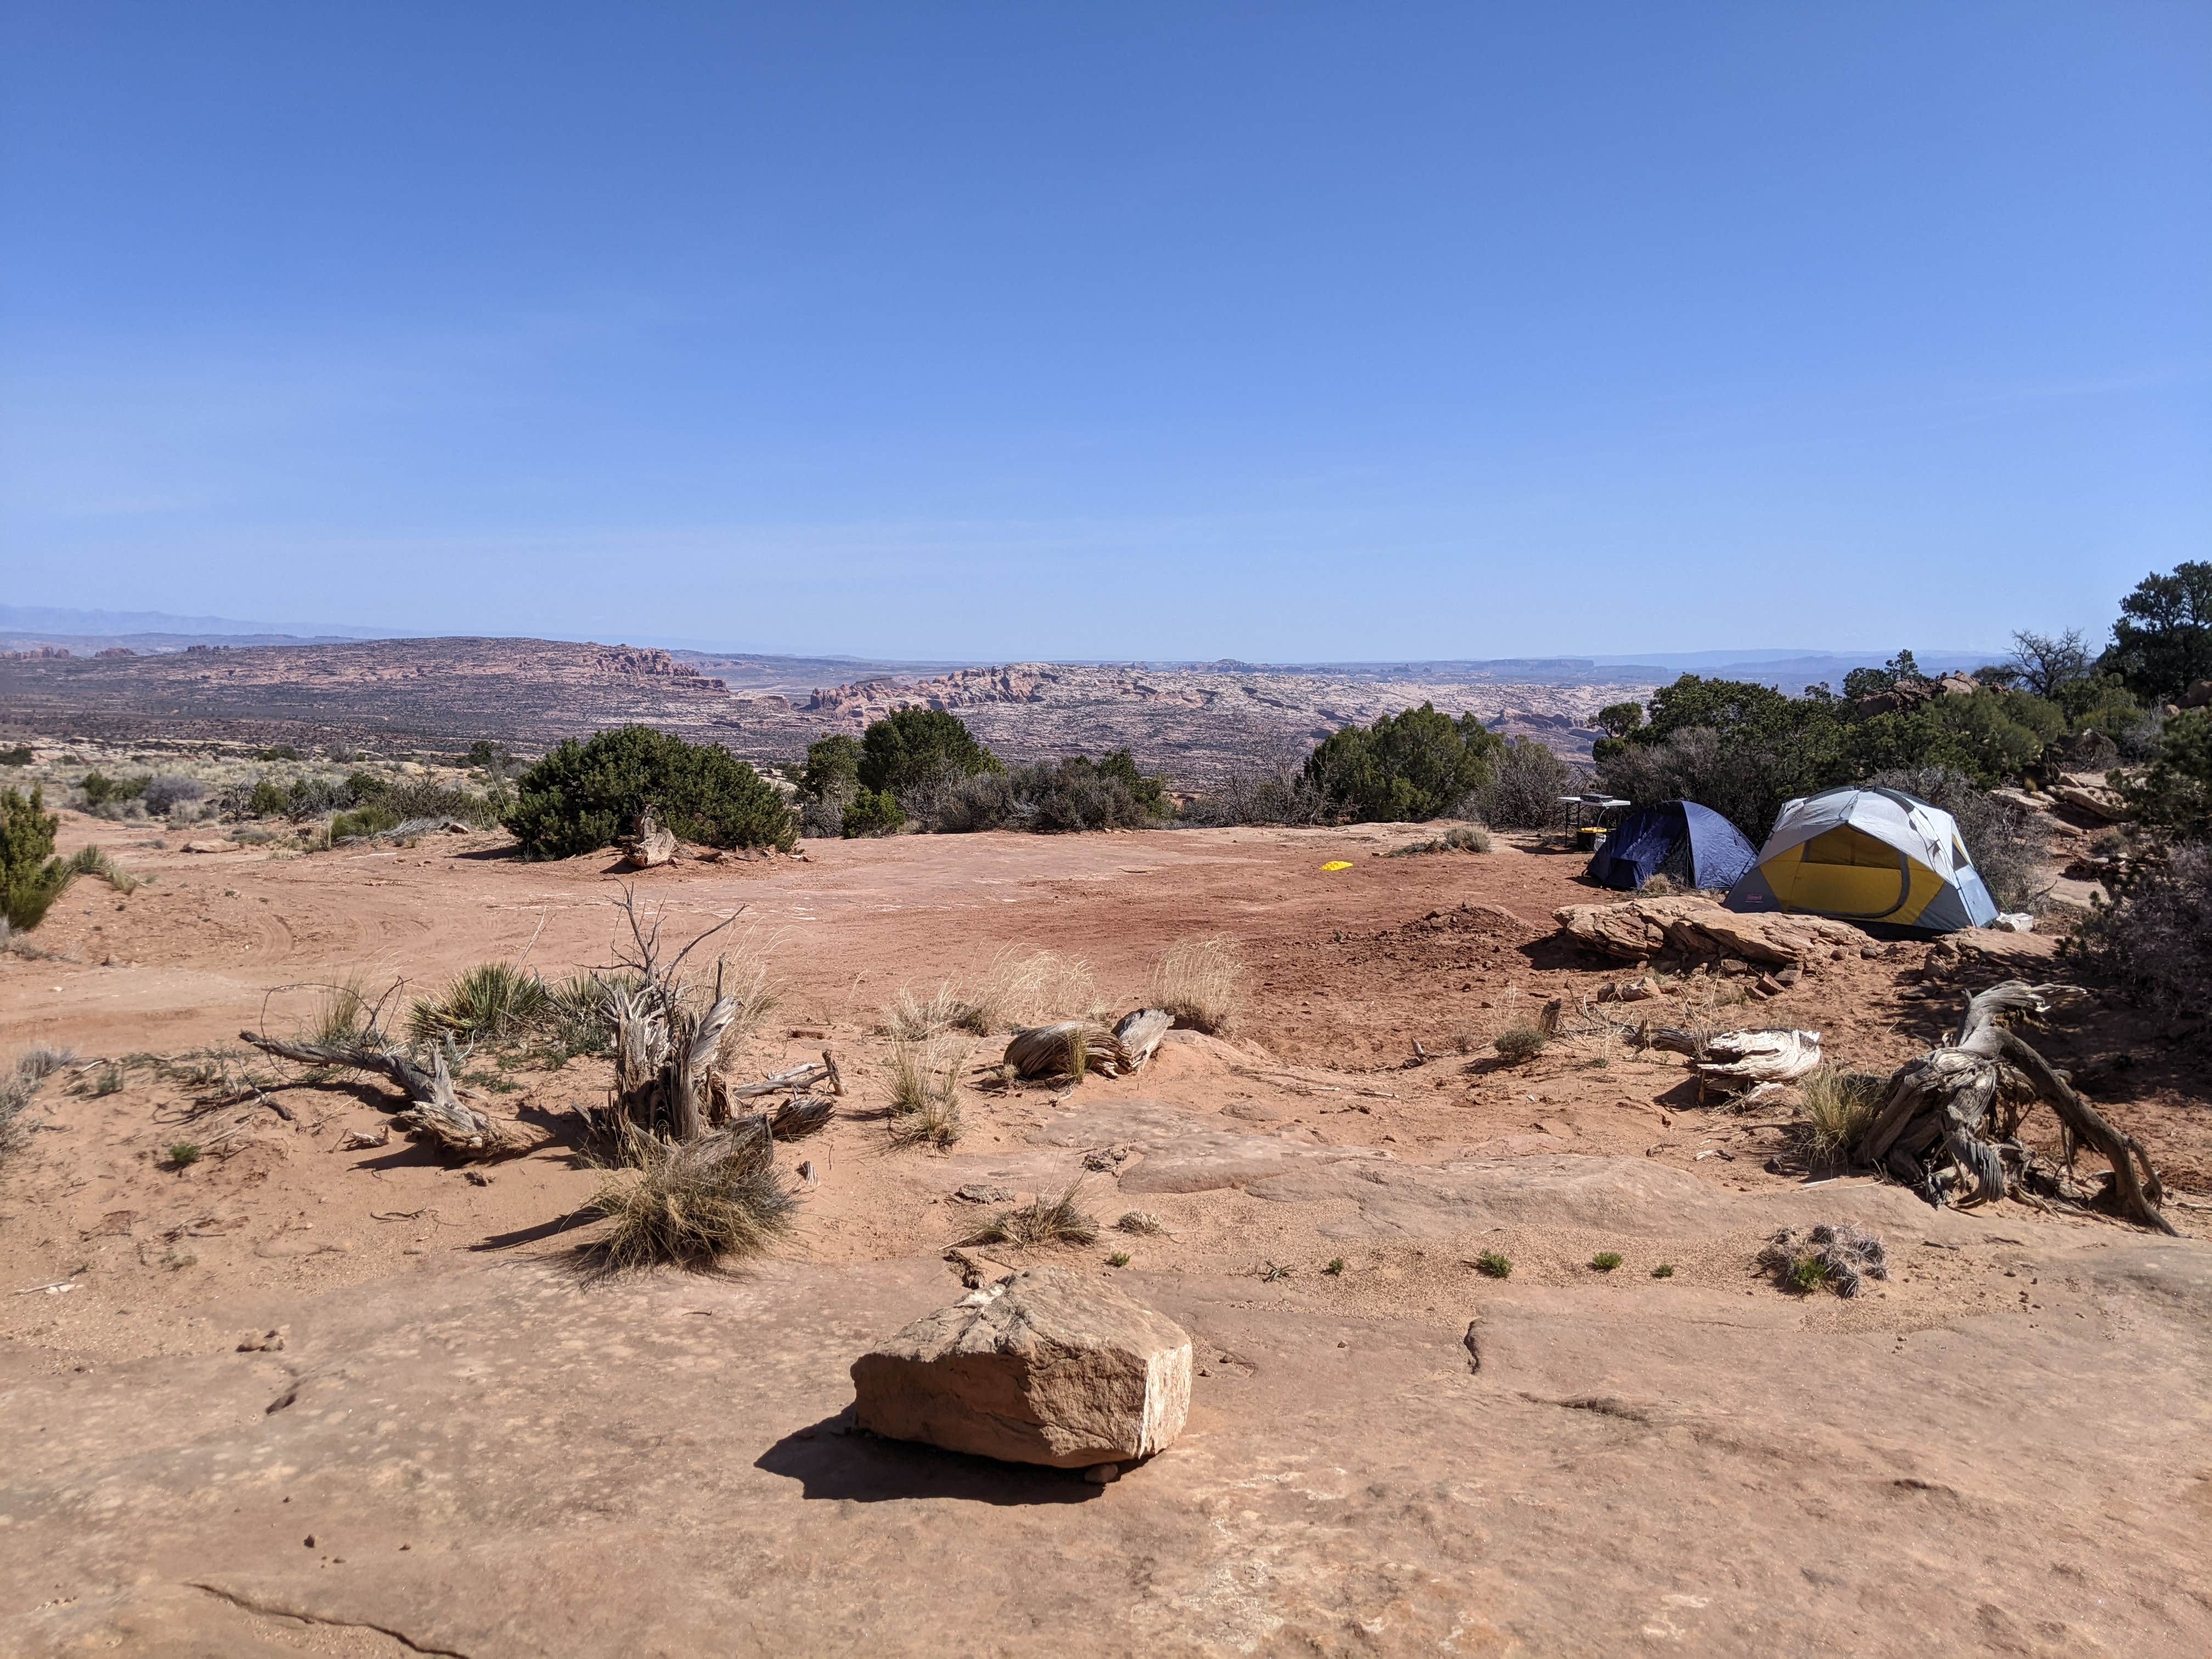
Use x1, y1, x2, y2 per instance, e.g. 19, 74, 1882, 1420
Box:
1587, 800, 1759, 893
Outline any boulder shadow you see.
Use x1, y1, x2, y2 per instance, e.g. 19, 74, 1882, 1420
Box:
756, 1412, 1102, 1506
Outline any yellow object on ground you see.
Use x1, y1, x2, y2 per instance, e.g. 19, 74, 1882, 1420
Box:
1320, 860, 1353, 872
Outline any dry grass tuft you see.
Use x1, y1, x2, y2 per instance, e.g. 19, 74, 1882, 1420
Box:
953, 947, 1099, 1034
65, 846, 141, 895
1, 1046, 74, 1158
710, 929, 783, 1051
1150, 934, 1246, 1035
885, 982, 964, 1041
979, 1184, 1099, 1248
886, 1034, 966, 1147
586, 1122, 796, 1271
307, 974, 377, 1047
1799, 1064, 1886, 1163
1115, 1210, 1164, 1235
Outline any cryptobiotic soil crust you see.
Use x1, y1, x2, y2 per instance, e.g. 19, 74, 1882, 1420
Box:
4, 815, 2210, 1656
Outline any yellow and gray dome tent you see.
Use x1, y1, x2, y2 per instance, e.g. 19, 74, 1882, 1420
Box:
1724, 786, 1998, 934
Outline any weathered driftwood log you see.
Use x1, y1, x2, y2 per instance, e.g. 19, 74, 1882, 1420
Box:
1003, 1009, 1176, 1080
1630, 1023, 1822, 1099
624, 809, 679, 869
769, 1095, 836, 1141
610, 983, 732, 1141
1855, 981, 2175, 1235
238, 1030, 530, 1156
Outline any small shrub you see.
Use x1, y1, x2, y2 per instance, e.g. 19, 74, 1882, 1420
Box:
1324, 1256, 1346, 1276
1107, 1251, 1132, 1268
1475, 1250, 1513, 1279
1651, 1263, 1675, 1278
167, 1141, 203, 1167
1493, 1024, 1548, 1064
905, 770, 1020, 833
1303, 704, 1503, 823
246, 778, 290, 818
2069, 842, 2212, 1027
1116, 1210, 1164, 1235
979, 1185, 1098, 1248
1, 1046, 72, 1158
141, 775, 206, 816
1152, 934, 1245, 1034
505, 726, 797, 859
1, 787, 71, 931
1480, 739, 1573, 830
586, 1122, 795, 1270
329, 804, 401, 842
406, 962, 549, 1045
1260, 1260, 1292, 1282
1590, 1251, 1623, 1272
1181, 761, 1329, 827
1799, 1064, 1886, 1163
840, 788, 906, 838
0, 746, 32, 766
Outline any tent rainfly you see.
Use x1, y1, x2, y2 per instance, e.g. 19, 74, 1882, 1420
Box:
1725, 786, 1998, 934
1586, 800, 1759, 893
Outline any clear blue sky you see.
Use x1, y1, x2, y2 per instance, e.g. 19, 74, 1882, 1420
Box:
3, 3, 2207, 661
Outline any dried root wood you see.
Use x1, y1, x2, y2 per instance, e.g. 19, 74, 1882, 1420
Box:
1003, 1009, 1173, 1080
1856, 980, 2175, 1235
238, 1031, 534, 1156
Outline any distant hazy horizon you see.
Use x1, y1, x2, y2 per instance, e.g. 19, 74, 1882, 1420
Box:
5, 6, 2204, 659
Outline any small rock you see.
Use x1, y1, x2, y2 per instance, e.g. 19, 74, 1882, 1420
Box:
852, 1266, 1193, 1468
1754, 973, 1785, 997
952, 1183, 1014, 1205
464, 1169, 492, 1187
1084, 1462, 1121, 1485
236, 1328, 287, 1353
1775, 966, 1803, 986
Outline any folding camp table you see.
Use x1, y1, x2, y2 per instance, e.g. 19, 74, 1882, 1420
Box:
1558, 793, 1632, 853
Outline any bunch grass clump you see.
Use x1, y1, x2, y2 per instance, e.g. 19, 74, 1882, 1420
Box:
1151, 934, 1246, 1035
886, 1034, 965, 1148
586, 1122, 795, 1271
886, 982, 964, 1042
979, 1184, 1098, 1248
1, 1045, 74, 1159
1798, 1064, 1887, 1163
1474, 1250, 1513, 1279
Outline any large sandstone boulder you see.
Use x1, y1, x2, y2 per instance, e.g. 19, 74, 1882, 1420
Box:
851, 1266, 1192, 1468
1554, 896, 1865, 967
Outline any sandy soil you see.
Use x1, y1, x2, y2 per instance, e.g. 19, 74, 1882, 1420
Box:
3, 815, 2209, 1656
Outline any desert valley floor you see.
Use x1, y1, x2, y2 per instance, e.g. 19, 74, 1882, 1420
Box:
3, 816, 2209, 1657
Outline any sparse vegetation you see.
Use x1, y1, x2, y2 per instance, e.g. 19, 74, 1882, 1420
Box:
1493, 1024, 1548, 1065
1107, 1251, 1132, 1268
1, 1046, 73, 1160
1759, 1224, 1890, 1299
1590, 1251, 1623, 1272
1116, 1210, 1164, 1235
1481, 738, 1575, 830
1475, 1250, 1513, 1279
978, 1185, 1098, 1248
2071, 840, 2212, 1028
1651, 1263, 1675, 1278
585, 1121, 796, 1270
1151, 934, 1245, 1034
886, 983, 964, 1041
1324, 1256, 1346, 1276
1260, 1260, 1292, 1282
167, 1141, 203, 1168
1388, 823, 1492, 856
504, 726, 797, 859
955, 947, 1098, 1034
